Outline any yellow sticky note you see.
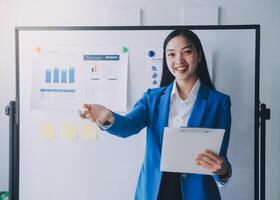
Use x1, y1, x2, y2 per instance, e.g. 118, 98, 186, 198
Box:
80, 124, 97, 141
61, 124, 77, 140
40, 123, 55, 140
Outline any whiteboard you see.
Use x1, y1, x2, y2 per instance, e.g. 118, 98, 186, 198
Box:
15, 26, 259, 200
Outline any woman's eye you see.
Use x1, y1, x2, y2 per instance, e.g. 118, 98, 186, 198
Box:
184, 50, 192, 55
167, 53, 175, 57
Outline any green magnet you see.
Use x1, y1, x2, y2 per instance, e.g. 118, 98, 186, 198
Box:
0, 191, 8, 200
122, 47, 128, 53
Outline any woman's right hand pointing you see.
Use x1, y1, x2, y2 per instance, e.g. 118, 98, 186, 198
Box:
80, 104, 115, 126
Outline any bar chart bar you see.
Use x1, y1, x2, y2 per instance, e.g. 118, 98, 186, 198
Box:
69, 66, 75, 83
53, 67, 59, 83
45, 69, 51, 83
61, 68, 67, 83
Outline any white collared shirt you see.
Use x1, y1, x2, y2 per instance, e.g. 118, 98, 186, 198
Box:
168, 79, 201, 128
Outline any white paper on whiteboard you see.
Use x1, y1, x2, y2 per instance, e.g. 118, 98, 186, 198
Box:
183, 6, 219, 25
160, 127, 225, 175
104, 8, 141, 26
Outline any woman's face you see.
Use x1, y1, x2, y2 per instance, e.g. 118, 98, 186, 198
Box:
165, 35, 200, 82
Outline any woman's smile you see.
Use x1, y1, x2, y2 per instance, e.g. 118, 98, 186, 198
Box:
175, 65, 188, 72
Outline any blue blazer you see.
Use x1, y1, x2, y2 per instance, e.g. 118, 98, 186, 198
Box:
107, 82, 232, 200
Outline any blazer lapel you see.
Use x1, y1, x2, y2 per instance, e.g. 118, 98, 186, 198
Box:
187, 84, 209, 127
158, 82, 173, 145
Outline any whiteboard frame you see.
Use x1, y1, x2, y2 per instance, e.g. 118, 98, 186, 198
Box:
10, 25, 261, 200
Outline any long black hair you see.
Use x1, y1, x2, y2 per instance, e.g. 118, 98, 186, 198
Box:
160, 28, 214, 89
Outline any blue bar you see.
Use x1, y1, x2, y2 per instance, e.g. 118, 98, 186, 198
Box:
45, 69, 51, 83
53, 67, 59, 83
69, 66, 75, 83
83, 54, 120, 61
61, 68, 67, 83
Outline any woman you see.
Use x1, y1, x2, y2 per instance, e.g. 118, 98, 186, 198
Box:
81, 29, 232, 200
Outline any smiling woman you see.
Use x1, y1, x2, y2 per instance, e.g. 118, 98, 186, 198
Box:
157, 29, 231, 200
81, 28, 232, 200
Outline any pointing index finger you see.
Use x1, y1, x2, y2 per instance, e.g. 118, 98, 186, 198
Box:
79, 110, 87, 119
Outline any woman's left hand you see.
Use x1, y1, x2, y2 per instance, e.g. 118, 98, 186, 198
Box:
195, 149, 227, 176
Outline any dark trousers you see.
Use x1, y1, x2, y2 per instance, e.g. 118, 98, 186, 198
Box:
157, 172, 183, 200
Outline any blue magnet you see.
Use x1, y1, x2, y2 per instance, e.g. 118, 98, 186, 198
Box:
152, 72, 158, 78
152, 65, 157, 71
148, 51, 155, 57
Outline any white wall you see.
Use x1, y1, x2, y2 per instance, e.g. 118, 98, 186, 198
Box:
0, 0, 279, 199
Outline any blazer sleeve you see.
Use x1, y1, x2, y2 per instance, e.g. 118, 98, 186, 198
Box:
105, 90, 150, 138
213, 95, 232, 185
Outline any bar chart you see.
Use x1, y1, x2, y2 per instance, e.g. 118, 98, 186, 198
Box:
45, 66, 75, 84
